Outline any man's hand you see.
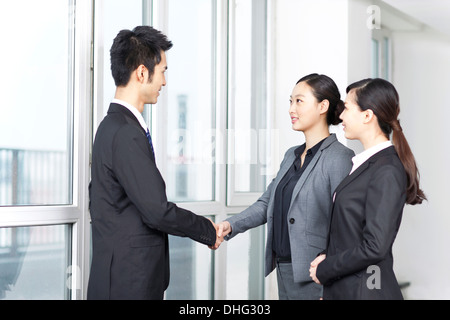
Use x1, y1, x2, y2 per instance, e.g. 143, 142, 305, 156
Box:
208, 220, 232, 250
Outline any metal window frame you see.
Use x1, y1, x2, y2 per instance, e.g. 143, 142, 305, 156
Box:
372, 27, 392, 81
0, 0, 93, 300
226, 0, 271, 207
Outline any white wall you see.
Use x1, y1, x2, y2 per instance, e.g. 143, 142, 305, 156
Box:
272, 0, 372, 161
391, 27, 450, 299
272, 0, 349, 156
346, 0, 373, 153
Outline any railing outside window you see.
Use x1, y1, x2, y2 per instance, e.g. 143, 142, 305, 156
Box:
0, 148, 71, 206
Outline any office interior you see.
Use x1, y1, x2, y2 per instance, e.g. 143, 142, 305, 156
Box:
0, 0, 448, 300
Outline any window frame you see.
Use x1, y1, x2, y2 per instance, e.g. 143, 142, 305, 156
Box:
0, 0, 93, 300
151, 0, 230, 299
226, 0, 271, 207
372, 27, 392, 81
151, 0, 227, 214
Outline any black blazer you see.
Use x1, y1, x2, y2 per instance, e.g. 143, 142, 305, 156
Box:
316, 146, 407, 300
87, 103, 216, 300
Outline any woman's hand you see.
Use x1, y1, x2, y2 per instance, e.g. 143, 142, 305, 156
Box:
309, 254, 326, 284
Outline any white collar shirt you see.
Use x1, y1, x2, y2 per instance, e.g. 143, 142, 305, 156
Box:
333, 140, 393, 203
112, 98, 148, 132
349, 140, 393, 175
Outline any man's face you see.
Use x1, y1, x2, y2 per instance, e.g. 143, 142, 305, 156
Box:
142, 50, 168, 105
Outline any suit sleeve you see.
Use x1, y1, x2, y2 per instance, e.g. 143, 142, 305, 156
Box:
224, 178, 273, 240
225, 147, 294, 240
316, 164, 406, 285
111, 125, 216, 247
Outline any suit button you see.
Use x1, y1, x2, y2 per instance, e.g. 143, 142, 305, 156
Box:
289, 218, 295, 224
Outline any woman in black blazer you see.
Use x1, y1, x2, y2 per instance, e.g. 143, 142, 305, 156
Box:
309, 78, 426, 299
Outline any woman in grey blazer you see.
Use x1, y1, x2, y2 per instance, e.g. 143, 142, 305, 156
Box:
216, 74, 354, 299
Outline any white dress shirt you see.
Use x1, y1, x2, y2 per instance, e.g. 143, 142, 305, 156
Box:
333, 140, 393, 203
349, 140, 393, 175
112, 98, 148, 132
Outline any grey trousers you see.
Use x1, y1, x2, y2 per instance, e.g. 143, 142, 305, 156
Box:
276, 261, 322, 300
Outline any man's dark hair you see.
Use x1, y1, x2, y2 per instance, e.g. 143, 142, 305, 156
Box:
110, 26, 173, 87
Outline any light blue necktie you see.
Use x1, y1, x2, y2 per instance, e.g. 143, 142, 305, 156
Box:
145, 128, 155, 156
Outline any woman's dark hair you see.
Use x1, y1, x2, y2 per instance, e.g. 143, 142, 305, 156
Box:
110, 26, 173, 87
347, 78, 426, 205
296, 73, 344, 126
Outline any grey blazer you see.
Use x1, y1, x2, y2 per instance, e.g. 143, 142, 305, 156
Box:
226, 134, 354, 283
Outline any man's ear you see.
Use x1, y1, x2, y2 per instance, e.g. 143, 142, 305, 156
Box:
136, 64, 147, 83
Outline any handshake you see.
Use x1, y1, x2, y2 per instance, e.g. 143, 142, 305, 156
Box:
208, 220, 232, 250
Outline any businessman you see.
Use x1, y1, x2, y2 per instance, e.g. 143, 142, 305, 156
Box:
87, 26, 219, 300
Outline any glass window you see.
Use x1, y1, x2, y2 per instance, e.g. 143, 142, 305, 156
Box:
0, 0, 93, 301
0, 224, 71, 300
226, 222, 265, 299
0, 0, 74, 206
163, 0, 216, 202
93, 0, 145, 127
165, 234, 213, 300
372, 28, 391, 81
372, 38, 380, 78
383, 36, 390, 80
228, 0, 268, 197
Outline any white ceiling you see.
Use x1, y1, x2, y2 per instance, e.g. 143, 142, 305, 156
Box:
382, 0, 450, 36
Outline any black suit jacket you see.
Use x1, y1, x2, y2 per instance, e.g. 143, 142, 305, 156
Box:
316, 146, 407, 300
87, 103, 216, 300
